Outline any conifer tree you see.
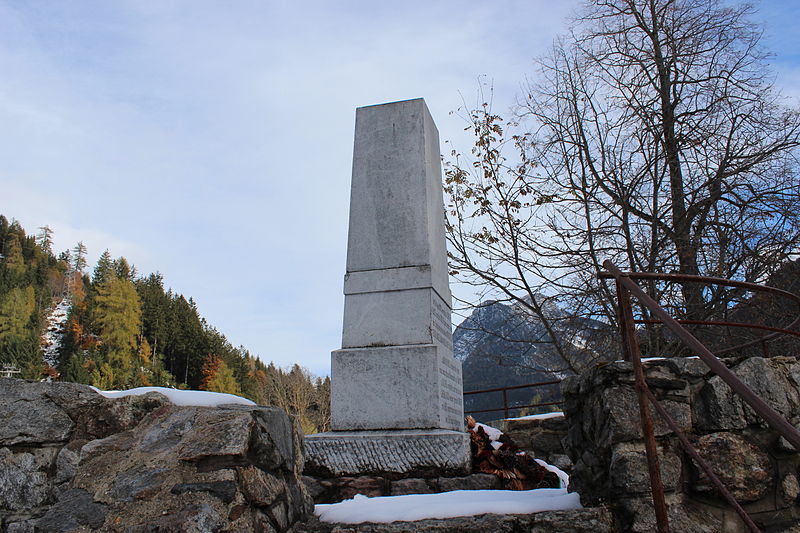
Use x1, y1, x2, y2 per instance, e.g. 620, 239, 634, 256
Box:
2, 235, 26, 277
72, 242, 88, 273
0, 286, 35, 341
200, 354, 241, 395
37, 226, 54, 254
93, 275, 142, 387
92, 250, 113, 286
113, 257, 134, 281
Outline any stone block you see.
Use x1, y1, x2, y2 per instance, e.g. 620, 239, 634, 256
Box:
0, 380, 74, 445
694, 376, 748, 431
331, 344, 463, 431
0, 448, 53, 512
600, 386, 691, 446
436, 473, 500, 492
304, 430, 470, 477
342, 287, 452, 349
345, 98, 450, 304
609, 442, 682, 494
691, 432, 773, 502
390, 478, 433, 495
0, 380, 312, 532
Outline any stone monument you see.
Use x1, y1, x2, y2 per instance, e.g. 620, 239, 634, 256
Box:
305, 98, 470, 476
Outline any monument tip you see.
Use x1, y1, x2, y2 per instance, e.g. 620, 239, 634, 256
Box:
357, 97, 427, 110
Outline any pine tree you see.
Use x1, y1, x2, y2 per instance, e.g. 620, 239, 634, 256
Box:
37, 226, 54, 254
2, 235, 26, 277
72, 242, 88, 273
92, 250, 113, 286
113, 257, 133, 281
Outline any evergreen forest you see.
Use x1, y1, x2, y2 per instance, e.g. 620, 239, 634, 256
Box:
0, 215, 330, 434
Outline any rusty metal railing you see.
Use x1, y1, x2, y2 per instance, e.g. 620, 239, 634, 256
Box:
601, 260, 800, 533
463, 379, 563, 419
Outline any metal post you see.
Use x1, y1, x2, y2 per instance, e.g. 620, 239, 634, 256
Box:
644, 387, 762, 533
618, 283, 670, 533
604, 260, 800, 451
502, 389, 508, 419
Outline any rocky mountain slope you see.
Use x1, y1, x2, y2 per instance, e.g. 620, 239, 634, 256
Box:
454, 299, 608, 420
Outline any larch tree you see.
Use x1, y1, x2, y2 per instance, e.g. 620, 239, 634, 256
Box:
446, 0, 800, 365
2, 235, 26, 278
72, 241, 88, 273
0, 286, 35, 342
37, 226, 54, 255
200, 354, 242, 395
93, 273, 142, 387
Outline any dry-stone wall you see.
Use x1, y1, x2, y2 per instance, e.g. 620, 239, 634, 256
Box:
0, 378, 312, 532
562, 356, 800, 533
487, 415, 572, 472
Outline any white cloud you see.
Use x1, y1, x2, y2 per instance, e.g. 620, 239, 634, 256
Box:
0, 0, 667, 374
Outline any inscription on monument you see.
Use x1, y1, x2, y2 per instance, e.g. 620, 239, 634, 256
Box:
431, 295, 453, 348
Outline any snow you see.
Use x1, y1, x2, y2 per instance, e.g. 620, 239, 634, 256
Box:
612, 355, 701, 363
535, 458, 570, 489
472, 422, 503, 441
314, 489, 582, 524
505, 411, 564, 421
41, 297, 71, 369
90, 386, 256, 407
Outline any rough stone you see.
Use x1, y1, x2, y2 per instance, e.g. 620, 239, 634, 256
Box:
599, 385, 691, 446
618, 494, 722, 533
0, 380, 75, 445
34, 488, 109, 532
781, 472, 800, 504
336, 476, 387, 501
436, 473, 500, 492
609, 443, 682, 493
295, 508, 614, 532
302, 475, 327, 501
54, 444, 80, 484
171, 480, 238, 504
389, 478, 433, 496
0, 448, 53, 513
238, 465, 286, 506
562, 355, 800, 532
0, 379, 311, 532
692, 432, 774, 502
123, 503, 226, 533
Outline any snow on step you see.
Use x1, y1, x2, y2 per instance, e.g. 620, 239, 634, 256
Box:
315, 489, 582, 524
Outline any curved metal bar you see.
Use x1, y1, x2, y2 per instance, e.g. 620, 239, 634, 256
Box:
603, 260, 800, 451
598, 270, 800, 353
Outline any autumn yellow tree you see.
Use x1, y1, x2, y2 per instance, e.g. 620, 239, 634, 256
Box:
93, 274, 141, 388
2, 235, 26, 278
0, 286, 35, 342
200, 354, 242, 395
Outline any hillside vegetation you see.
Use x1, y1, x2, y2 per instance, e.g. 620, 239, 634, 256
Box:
0, 215, 329, 433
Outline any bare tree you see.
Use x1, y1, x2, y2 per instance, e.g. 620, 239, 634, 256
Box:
446, 0, 800, 364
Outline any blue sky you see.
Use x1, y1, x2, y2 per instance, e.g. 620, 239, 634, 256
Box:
2, 1, 798, 376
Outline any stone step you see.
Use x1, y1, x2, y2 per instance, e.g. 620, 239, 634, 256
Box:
295, 507, 613, 532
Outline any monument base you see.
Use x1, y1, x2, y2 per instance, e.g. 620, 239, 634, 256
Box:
304, 429, 471, 477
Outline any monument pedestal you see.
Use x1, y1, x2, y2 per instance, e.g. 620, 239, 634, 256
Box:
331, 344, 463, 431
304, 429, 470, 477
307, 98, 469, 479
